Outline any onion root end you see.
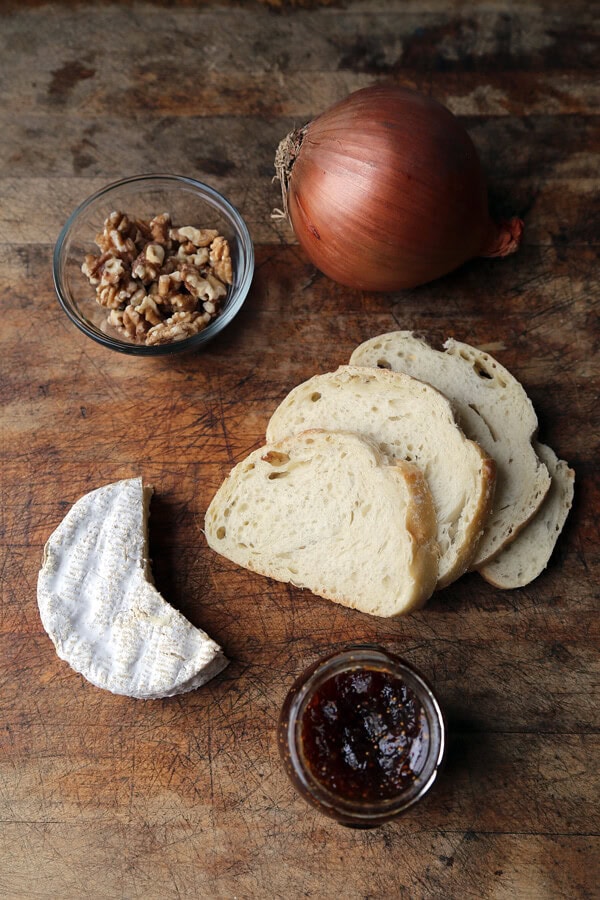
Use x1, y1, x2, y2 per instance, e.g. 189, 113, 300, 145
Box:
480, 217, 524, 258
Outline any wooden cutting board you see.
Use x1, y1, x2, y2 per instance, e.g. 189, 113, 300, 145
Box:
1, 2, 598, 898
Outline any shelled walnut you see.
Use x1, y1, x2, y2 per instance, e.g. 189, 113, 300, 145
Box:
81, 211, 233, 345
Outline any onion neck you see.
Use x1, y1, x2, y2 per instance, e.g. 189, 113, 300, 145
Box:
479, 217, 524, 258
275, 126, 307, 219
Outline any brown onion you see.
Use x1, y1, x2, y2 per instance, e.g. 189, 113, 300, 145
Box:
275, 84, 523, 292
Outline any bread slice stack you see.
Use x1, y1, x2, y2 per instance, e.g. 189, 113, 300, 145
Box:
265, 366, 496, 589
469, 441, 574, 589
350, 332, 574, 588
205, 333, 574, 618
205, 430, 440, 617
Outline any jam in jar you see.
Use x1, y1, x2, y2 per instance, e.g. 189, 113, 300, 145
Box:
278, 646, 445, 826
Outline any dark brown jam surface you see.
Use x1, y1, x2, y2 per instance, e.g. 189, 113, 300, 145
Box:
300, 667, 428, 803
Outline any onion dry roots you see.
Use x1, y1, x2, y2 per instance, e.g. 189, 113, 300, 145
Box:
275, 84, 523, 292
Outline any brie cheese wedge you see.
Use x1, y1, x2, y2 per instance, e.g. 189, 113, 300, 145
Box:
37, 477, 228, 699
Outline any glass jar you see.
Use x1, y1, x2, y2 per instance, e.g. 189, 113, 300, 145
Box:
278, 645, 446, 827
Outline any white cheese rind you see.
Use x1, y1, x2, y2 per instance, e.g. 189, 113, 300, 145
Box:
37, 478, 228, 699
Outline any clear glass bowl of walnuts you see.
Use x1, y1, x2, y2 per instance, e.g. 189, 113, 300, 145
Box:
53, 174, 254, 355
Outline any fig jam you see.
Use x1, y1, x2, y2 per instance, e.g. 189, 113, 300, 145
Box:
300, 668, 427, 803
279, 646, 445, 826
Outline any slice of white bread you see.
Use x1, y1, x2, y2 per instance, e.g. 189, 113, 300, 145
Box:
350, 333, 551, 567
480, 442, 574, 588
205, 430, 440, 618
266, 366, 495, 589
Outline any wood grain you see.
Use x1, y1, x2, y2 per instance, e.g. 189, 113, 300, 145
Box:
1, 1, 599, 898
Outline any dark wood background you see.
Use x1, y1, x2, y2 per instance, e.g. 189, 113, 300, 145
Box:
1, 1, 598, 897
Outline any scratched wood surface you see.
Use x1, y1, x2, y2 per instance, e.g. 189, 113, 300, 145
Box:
1, 1, 599, 898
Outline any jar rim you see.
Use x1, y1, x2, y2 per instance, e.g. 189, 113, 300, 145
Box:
280, 645, 446, 824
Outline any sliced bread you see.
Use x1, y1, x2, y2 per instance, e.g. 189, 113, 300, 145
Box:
350, 332, 551, 566
266, 366, 495, 588
480, 442, 575, 588
205, 429, 440, 618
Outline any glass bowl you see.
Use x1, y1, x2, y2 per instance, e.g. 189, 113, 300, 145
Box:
53, 174, 254, 356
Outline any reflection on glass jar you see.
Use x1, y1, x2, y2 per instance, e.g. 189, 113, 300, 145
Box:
278, 645, 446, 827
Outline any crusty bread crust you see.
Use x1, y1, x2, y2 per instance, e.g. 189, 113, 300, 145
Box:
205, 430, 440, 618
480, 442, 574, 588
266, 366, 496, 588
350, 333, 551, 566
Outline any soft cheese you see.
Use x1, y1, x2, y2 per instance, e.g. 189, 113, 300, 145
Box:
37, 478, 228, 699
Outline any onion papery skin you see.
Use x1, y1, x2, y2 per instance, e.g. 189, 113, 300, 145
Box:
276, 85, 522, 292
